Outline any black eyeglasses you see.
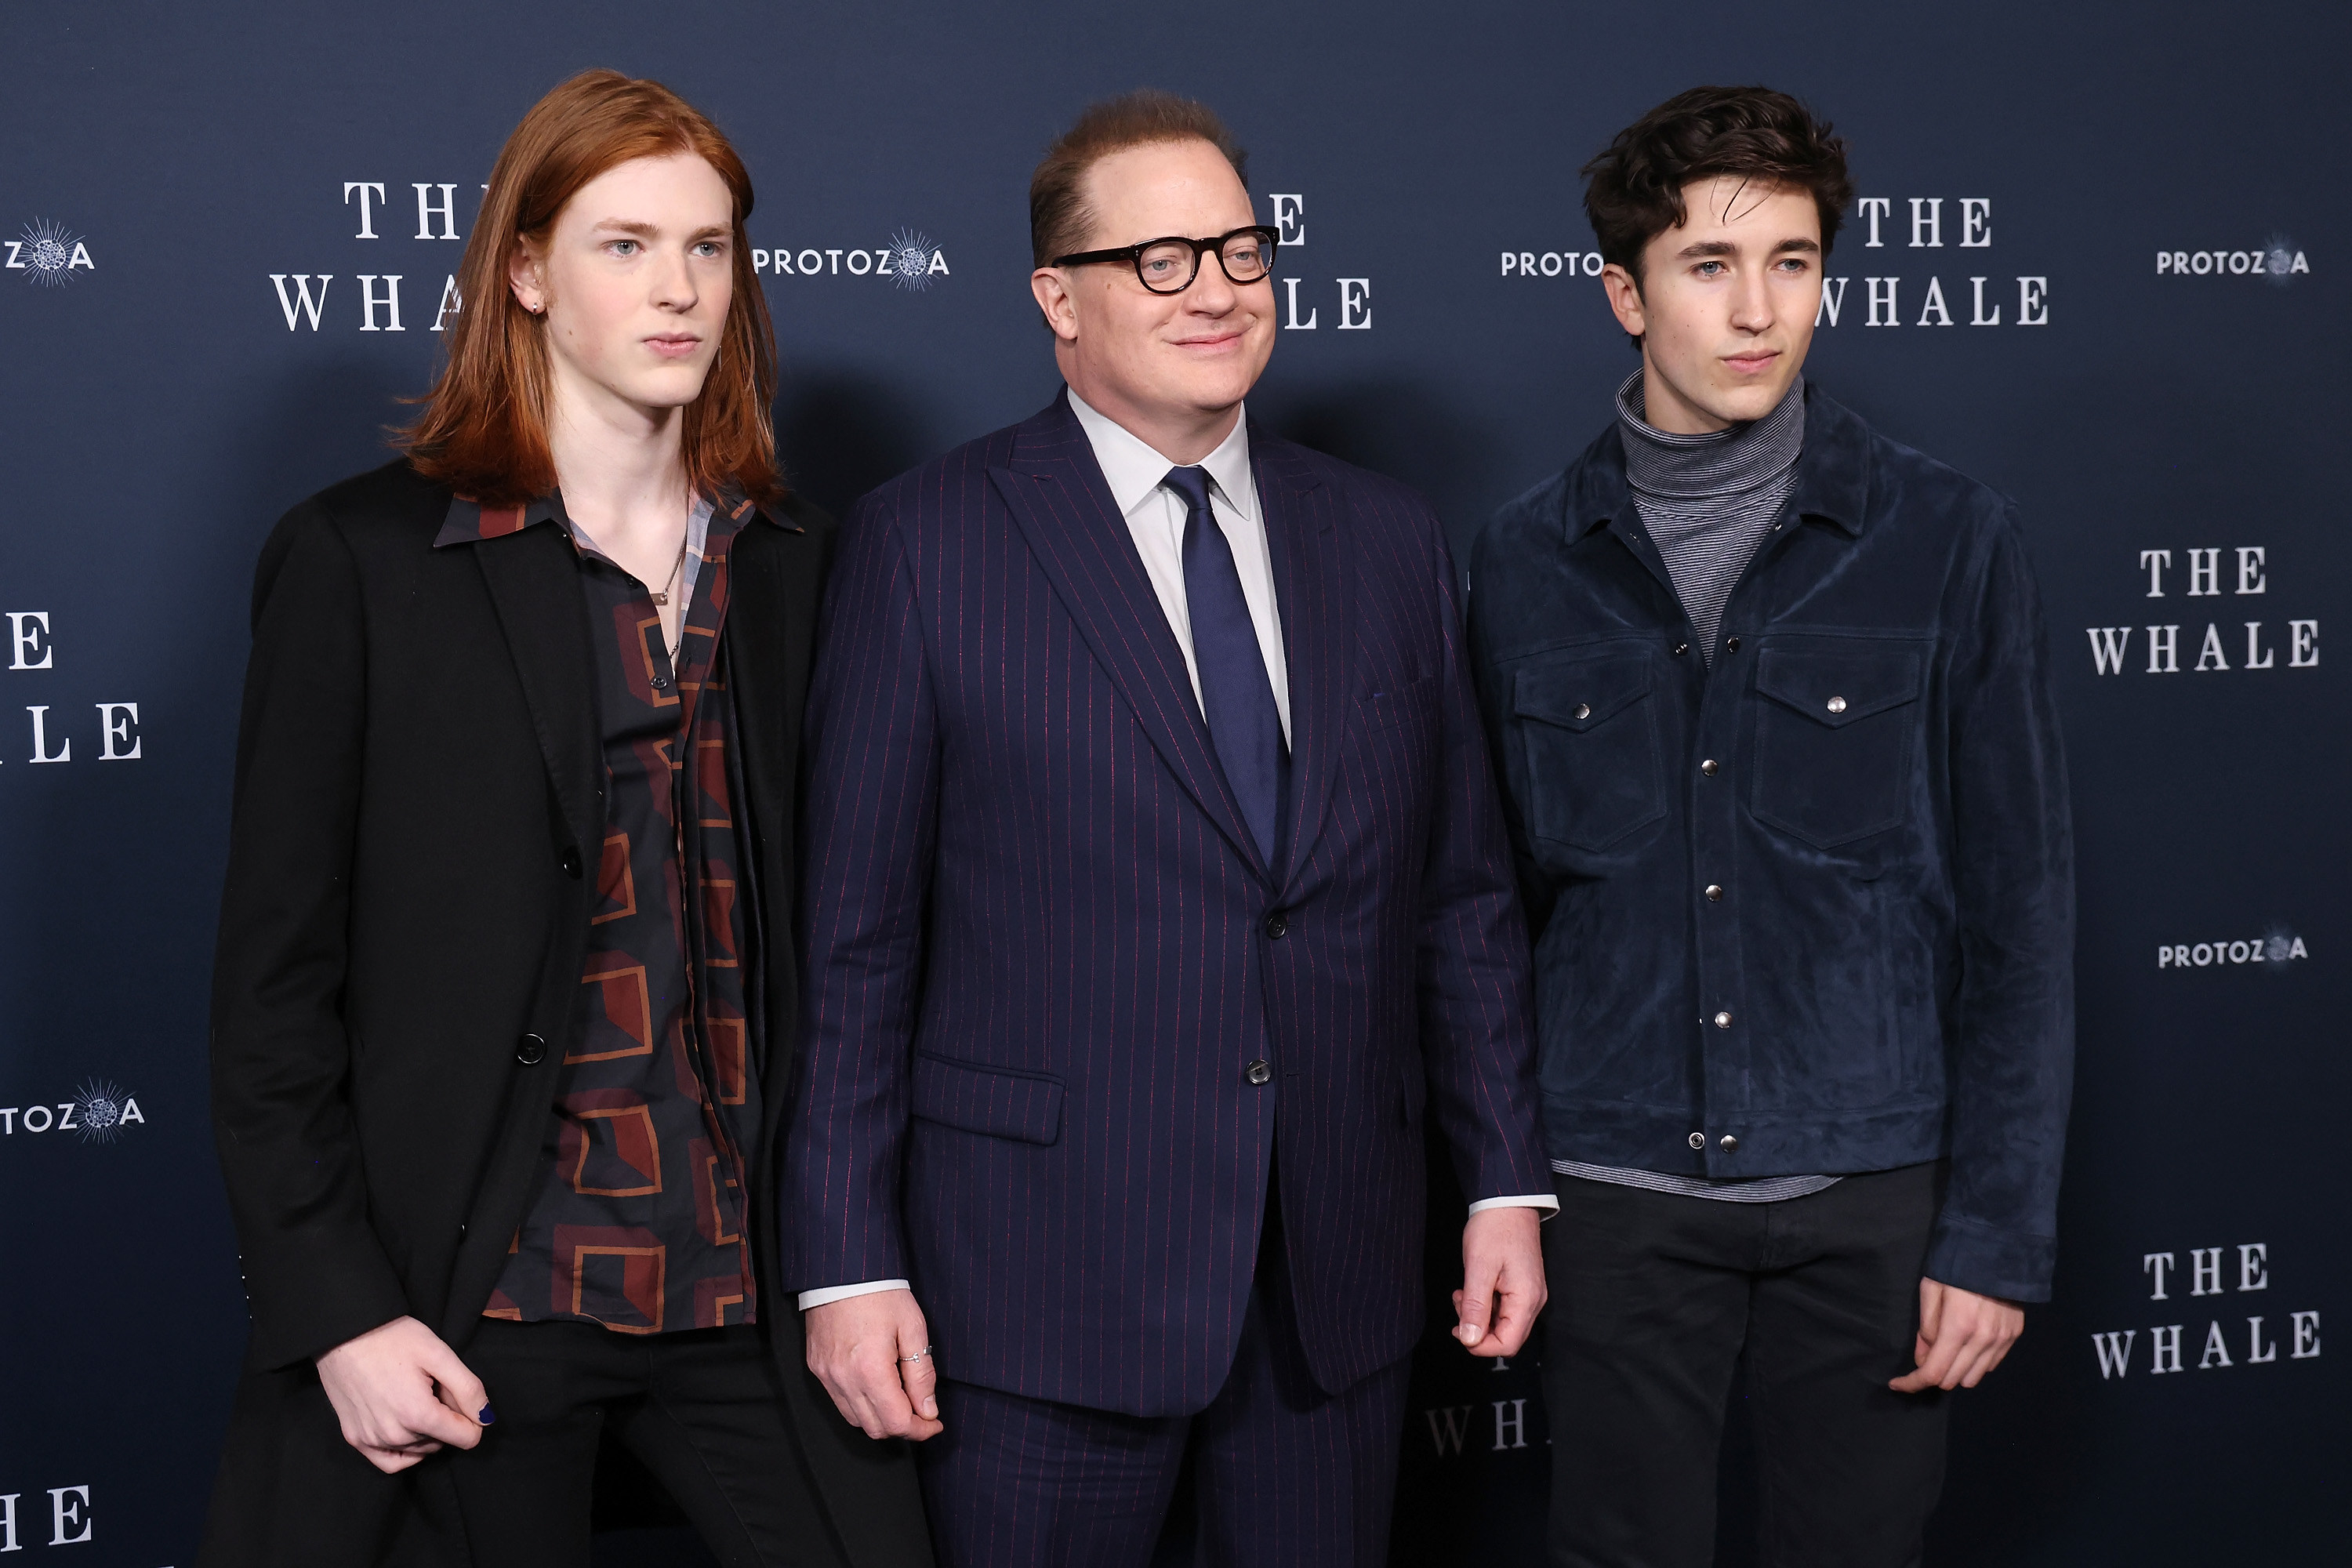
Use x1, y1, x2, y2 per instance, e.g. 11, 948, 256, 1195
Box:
1053, 226, 1280, 294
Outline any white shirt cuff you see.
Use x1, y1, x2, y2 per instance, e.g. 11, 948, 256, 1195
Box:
797, 1279, 912, 1311
1468, 1194, 1561, 1217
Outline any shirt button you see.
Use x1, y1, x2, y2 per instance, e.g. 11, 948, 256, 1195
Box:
1265, 911, 1288, 939
1713, 1011, 1734, 1029
515, 1033, 548, 1065
1246, 1059, 1273, 1087
1719, 1134, 1739, 1152
1687, 1131, 1706, 1150
1826, 695, 1848, 714
1704, 884, 1724, 902
1700, 759, 1719, 776
1724, 637, 1741, 653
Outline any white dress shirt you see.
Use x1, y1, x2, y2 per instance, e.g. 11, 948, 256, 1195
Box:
1065, 389, 1291, 741
797, 390, 1548, 1312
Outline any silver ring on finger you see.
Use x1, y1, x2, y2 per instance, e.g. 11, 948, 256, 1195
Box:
898, 1345, 933, 1363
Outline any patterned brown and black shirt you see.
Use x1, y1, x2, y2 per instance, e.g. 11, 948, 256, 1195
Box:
434, 489, 764, 1334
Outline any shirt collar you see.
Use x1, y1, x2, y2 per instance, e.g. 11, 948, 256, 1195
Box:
1065, 387, 1256, 523
434, 487, 757, 552
434, 492, 568, 548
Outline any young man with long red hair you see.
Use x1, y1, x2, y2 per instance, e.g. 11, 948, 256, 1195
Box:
201, 71, 928, 1568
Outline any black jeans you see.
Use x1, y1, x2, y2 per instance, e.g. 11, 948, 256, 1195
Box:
450, 1319, 847, 1567
1541, 1164, 1950, 1568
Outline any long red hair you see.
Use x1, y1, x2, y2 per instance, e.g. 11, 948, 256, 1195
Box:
402, 70, 780, 505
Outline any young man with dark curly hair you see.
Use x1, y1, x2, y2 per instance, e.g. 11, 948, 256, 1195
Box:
1467, 85, 2075, 1566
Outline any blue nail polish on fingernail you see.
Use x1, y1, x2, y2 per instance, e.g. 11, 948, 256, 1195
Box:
479, 1406, 496, 1425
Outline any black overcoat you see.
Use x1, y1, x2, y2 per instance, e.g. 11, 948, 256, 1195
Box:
199, 458, 930, 1566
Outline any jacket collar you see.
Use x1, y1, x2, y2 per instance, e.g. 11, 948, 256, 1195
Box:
1564, 380, 1871, 543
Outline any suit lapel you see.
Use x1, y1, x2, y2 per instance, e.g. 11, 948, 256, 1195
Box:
990, 397, 1272, 883
471, 525, 602, 858
1254, 429, 1350, 895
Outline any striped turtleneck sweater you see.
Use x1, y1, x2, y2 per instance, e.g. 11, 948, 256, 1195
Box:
1618, 367, 1805, 661
1553, 371, 1838, 1206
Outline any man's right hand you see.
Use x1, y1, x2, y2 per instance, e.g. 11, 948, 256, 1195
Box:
314, 1316, 491, 1474
806, 1290, 942, 1441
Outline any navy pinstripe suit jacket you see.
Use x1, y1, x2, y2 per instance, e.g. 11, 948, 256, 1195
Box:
782, 392, 1547, 1417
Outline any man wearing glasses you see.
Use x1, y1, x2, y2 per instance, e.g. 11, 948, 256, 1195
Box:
782, 90, 1551, 1566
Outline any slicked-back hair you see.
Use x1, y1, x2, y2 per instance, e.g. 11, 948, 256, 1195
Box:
401, 70, 780, 506
1029, 89, 1249, 269
1582, 85, 1853, 285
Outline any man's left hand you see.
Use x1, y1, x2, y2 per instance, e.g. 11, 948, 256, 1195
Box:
1890, 1277, 2024, 1392
1453, 1207, 1547, 1357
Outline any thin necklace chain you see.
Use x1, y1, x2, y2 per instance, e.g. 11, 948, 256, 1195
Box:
655, 531, 688, 663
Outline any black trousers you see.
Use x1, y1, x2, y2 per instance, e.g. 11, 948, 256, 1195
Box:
1541, 1164, 1949, 1568
450, 1319, 848, 1567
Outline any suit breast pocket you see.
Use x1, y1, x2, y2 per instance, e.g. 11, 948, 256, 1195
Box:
1357, 672, 1435, 735
1511, 652, 1665, 852
1748, 639, 1928, 848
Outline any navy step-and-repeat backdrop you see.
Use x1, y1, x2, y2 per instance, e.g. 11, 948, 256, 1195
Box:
1, 2, 2343, 1562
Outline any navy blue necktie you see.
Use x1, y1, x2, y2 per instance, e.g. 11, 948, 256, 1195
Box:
1164, 465, 1286, 865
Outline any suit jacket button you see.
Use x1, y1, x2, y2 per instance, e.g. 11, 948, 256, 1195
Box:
561, 847, 583, 878
1264, 912, 1288, 939
1245, 1059, 1272, 1087
516, 1033, 548, 1065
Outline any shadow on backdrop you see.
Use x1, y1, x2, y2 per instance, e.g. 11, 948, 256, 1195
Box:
775, 368, 937, 521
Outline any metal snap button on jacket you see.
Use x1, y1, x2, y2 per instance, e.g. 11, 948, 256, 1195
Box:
1724, 636, 1741, 652
1572, 702, 1592, 720
1245, 1059, 1272, 1086
515, 1033, 548, 1065
1687, 1131, 1706, 1150
1704, 884, 1724, 901
1713, 1010, 1733, 1029
1827, 695, 1848, 714
1700, 758, 1719, 776
1719, 1134, 1739, 1152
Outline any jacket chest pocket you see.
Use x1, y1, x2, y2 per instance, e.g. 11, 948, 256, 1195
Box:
1512, 652, 1664, 852
1749, 640, 1927, 848
1357, 671, 1436, 735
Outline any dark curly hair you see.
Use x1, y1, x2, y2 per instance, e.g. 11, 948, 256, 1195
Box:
1582, 86, 1853, 284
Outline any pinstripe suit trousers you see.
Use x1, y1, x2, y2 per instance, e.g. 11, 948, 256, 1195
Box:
914, 1168, 1413, 1568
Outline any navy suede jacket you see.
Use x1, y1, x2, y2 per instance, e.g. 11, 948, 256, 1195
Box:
1467, 385, 2074, 1301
